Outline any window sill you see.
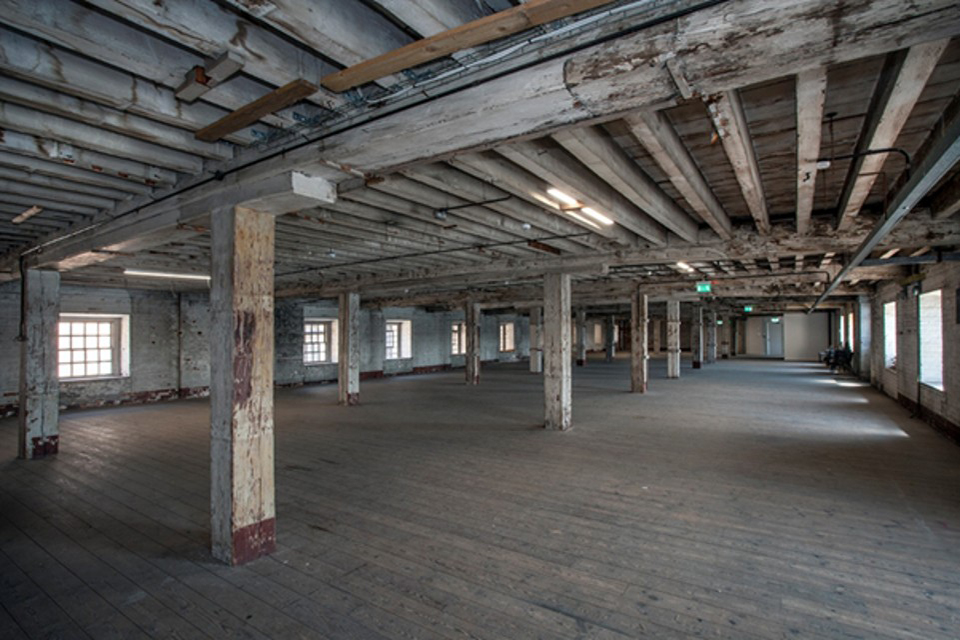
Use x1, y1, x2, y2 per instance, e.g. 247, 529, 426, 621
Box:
304, 361, 336, 367
920, 382, 945, 393
60, 375, 128, 383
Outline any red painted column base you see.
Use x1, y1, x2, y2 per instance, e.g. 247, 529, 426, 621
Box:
31, 436, 59, 458
231, 517, 276, 565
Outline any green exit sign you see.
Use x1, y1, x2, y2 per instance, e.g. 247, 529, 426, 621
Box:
744, 306, 753, 312
696, 282, 712, 293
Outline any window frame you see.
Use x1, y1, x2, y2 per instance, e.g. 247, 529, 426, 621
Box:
57, 313, 129, 381
499, 322, 515, 353
303, 318, 336, 365
918, 289, 944, 391
451, 321, 466, 356
385, 319, 412, 360
883, 301, 897, 370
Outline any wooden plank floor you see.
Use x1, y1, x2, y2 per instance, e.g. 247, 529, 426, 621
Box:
1, 356, 959, 639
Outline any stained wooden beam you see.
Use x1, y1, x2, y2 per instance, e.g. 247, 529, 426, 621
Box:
932, 170, 960, 219
321, 0, 614, 92
706, 90, 770, 234
836, 40, 949, 228
196, 80, 317, 142
795, 67, 827, 235
624, 110, 733, 239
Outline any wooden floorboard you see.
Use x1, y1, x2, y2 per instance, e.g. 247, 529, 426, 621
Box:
1, 357, 959, 639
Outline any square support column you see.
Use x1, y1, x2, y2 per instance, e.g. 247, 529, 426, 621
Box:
604, 315, 616, 362
529, 306, 543, 373
652, 318, 662, 353
465, 302, 480, 385
666, 300, 681, 379
338, 291, 360, 405
543, 273, 572, 430
720, 315, 731, 358
18, 269, 60, 459
706, 312, 718, 364
855, 295, 872, 380
210, 206, 276, 566
631, 290, 648, 393
575, 308, 587, 366
691, 305, 704, 369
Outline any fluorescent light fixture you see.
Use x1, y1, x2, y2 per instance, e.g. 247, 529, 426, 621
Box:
123, 269, 210, 281
676, 261, 695, 272
546, 188, 579, 208
12, 205, 42, 224
531, 193, 561, 210
580, 207, 614, 225
564, 210, 600, 229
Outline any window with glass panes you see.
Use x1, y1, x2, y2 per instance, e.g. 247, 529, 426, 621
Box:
58, 317, 120, 379
385, 321, 401, 359
451, 322, 466, 355
499, 322, 515, 352
303, 320, 332, 364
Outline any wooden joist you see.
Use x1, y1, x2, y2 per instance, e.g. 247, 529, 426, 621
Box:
321, 0, 615, 92
795, 67, 827, 235
196, 80, 317, 142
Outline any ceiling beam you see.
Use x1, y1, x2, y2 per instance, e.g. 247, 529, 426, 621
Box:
795, 67, 827, 235
551, 125, 700, 241
0, 130, 174, 187
623, 110, 732, 239
705, 90, 770, 234
84, 0, 344, 110
0, 76, 234, 159
1, 0, 295, 129
0, 151, 153, 195
195, 80, 318, 142
449, 152, 636, 246
368, 0, 487, 36
321, 0, 615, 92
498, 140, 667, 245
0, 180, 117, 210
836, 39, 949, 229
0, 167, 132, 201
0, 101, 205, 173
0, 26, 260, 145
931, 171, 960, 219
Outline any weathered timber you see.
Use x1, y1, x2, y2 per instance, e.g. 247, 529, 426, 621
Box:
18, 269, 60, 459
338, 291, 360, 405
543, 272, 572, 430
630, 289, 648, 393
666, 300, 681, 378
465, 302, 480, 385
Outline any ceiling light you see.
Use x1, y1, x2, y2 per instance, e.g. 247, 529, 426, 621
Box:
12, 205, 42, 224
580, 207, 613, 226
546, 188, 579, 208
565, 210, 600, 229
123, 269, 210, 281
676, 261, 695, 272
531, 193, 561, 210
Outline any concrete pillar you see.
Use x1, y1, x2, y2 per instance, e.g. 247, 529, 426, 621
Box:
630, 289, 648, 393
543, 273, 572, 431
575, 308, 587, 366
210, 205, 276, 566
465, 302, 480, 385
338, 291, 360, 405
706, 311, 718, 363
529, 307, 543, 373
651, 318, 662, 353
720, 315, 731, 358
605, 315, 616, 362
855, 295, 872, 380
691, 305, 704, 369
18, 269, 60, 460
666, 300, 681, 379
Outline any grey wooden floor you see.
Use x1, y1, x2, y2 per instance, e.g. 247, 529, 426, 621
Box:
2, 357, 959, 639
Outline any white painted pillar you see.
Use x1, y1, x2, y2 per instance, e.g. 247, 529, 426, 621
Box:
605, 315, 616, 362
543, 273, 572, 431
631, 289, 648, 393
575, 308, 587, 366
529, 306, 543, 373
210, 206, 276, 566
666, 300, 681, 379
338, 291, 360, 405
465, 302, 480, 385
652, 318, 662, 353
18, 269, 60, 459
691, 305, 704, 369
706, 311, 718, 363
